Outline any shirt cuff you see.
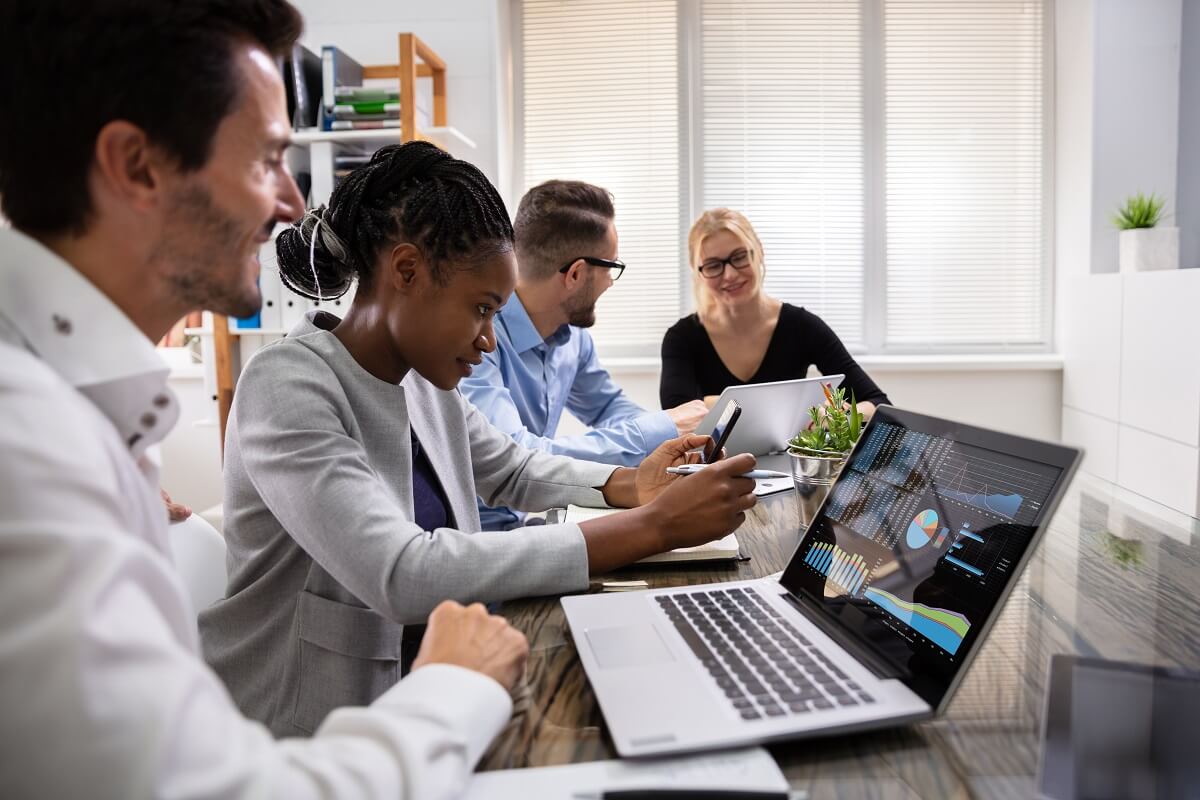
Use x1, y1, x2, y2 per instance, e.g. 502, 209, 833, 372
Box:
638, 410, 680, 452
367, 663, 513, 764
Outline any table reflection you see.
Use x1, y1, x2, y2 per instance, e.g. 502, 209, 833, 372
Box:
483, 474, 1200, 800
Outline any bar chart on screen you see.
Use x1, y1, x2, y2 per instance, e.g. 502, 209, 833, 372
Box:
803, 541, 870, 595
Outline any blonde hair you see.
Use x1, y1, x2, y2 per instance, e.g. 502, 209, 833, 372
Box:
686, 208, 766, 317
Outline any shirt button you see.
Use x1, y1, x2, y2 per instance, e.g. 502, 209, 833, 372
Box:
52, 314, 72, 335
153, 394, 170, 409
140, 412, 157, 428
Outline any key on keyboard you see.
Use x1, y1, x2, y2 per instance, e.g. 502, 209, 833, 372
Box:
654, 588, 873, 720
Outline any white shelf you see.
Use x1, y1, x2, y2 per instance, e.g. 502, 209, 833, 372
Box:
422, 127, 478, 150
290, 126, 476, 150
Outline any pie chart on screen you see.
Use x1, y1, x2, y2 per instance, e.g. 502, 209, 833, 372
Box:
906, 509, 939, 550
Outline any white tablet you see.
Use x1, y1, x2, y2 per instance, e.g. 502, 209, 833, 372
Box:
694, 374, 845, 459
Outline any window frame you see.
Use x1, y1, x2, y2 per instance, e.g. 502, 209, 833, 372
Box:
513, 0, 1057, 357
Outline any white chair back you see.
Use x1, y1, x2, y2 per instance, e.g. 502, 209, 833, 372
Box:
166, 514, 228, 611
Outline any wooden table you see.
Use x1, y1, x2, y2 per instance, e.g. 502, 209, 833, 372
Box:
479, 475, 1200, 798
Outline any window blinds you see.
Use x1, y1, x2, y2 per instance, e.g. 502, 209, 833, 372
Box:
521, 0, 681, 357
884, 0, 1046, 348
520, 0, 1048, 355
700, 0, 865, 347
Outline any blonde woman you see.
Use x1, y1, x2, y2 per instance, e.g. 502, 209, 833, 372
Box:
660, 208, 888, 416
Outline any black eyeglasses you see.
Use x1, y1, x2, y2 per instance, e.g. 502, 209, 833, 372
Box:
697, 249, 752, 279
559, 256, 626, 282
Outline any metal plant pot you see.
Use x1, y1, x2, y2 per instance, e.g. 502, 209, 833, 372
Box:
788, 449, 847, 530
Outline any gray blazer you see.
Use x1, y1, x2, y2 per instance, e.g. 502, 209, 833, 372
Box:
199, 313, 616, 736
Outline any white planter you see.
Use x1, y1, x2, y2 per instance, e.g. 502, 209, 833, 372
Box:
1119, 226, 1179, 273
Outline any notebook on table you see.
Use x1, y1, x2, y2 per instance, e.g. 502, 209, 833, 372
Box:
562, 505, 740, 564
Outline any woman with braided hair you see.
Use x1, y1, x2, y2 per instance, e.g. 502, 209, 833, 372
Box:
199, 141, 757, 736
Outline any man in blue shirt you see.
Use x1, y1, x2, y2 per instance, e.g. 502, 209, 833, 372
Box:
460, 180, 708, 530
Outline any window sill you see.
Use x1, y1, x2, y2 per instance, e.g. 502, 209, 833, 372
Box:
602, 353, 1064, 374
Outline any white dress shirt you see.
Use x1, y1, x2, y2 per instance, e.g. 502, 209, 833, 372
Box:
0, 228, 512, 800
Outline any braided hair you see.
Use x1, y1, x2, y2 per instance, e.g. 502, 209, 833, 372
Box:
276, 141, 513, 300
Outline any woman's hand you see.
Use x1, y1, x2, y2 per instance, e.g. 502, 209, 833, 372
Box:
633, 433, 709, 505
644, 453, 758, 550
581, 452, 758, 573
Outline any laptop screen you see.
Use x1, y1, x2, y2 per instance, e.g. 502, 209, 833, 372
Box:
780, 405, 1078, 708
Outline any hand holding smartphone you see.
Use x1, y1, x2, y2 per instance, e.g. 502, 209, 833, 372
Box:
664, 400, 788, 478
702, 399, 741, 463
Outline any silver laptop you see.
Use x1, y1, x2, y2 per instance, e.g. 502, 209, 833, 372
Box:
563, 405, 1081, 757
695, 376, 844, 487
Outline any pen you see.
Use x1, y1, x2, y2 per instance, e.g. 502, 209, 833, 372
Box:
573, 790, 806, 800
666, 465, 791, 480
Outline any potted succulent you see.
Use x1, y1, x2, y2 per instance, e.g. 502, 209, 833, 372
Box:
1113, 192, 1178, 272
786, 384, 863, 528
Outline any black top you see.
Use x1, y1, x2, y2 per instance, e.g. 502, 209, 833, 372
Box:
411, 431, 451, 531
659, 303, 890, 409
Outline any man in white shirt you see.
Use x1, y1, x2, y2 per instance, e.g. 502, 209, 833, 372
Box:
0, 2, 528, 798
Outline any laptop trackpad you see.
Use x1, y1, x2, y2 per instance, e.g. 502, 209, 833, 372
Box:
585, 625, 675, 669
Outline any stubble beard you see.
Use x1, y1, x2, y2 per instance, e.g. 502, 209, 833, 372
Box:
151, 182, 265, 319
565, 272, 598, 328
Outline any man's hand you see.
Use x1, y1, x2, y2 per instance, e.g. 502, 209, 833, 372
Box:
633, 433, 709, 505
644, 453, 758, 550
161, 489, 191, 522
411, 601, 530, 692
666, 399, 709, 435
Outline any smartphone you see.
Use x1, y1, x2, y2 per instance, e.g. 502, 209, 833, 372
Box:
703, 399, 742, 463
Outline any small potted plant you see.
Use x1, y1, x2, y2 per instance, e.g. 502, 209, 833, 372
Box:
786, 384, 863, 527
1113, 192, 1178, 272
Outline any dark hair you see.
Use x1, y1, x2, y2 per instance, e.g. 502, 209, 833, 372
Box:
0, 0, 303, 235
513, 180, 615, 281
275, 141, 514, 300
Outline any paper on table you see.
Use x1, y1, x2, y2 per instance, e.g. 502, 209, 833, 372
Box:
463, 746, 788, 800
563, 504, 623, 524
563, 505, 739, 563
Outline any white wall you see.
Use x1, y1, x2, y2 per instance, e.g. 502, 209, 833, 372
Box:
1179, 0, 1200, 269
560, 359, 1063, 444
1088, 0, 1183, 274
1057, 0, 1200, 516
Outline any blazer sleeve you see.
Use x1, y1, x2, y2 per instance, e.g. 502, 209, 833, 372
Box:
231, 343, 613, 624
802, 311, 891, 406
659, 320, 703, 409
460, 390, 620, 510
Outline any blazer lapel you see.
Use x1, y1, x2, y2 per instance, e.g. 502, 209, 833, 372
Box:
402, 375, 478, 532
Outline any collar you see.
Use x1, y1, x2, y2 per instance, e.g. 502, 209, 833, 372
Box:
0, 228, 178, 457
498, 291, 573, 353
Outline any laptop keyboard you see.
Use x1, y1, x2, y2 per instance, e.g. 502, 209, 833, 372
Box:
655, 588, 875, 721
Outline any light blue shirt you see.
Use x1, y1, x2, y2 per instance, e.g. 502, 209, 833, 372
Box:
459, 292, 677, 530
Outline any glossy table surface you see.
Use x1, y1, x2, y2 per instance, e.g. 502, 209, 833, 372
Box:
479, 474, 1200, 798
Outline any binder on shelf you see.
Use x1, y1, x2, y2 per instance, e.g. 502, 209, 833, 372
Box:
258, 269, 283, 332
333, 101, 400, 116
333, 87, 399, 104
283, 44, 322, 129
235, 308, 262, 329
326, 118, 401, 131
235, 263, 262, 329
279, 285, 309, 329
321, 46, 364, 112
200, 311, 217, 402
